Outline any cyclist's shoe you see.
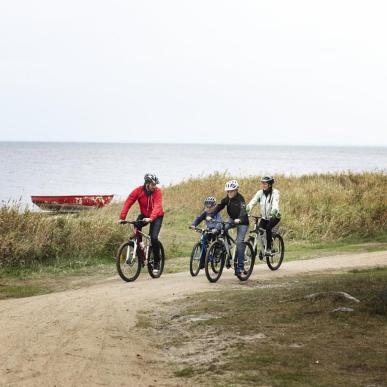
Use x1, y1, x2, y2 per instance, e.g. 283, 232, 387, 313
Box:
235, 267, 244, 276
258, 251, 263, 260
226, 260, 231, 269
152, 261, 160, 273
199, 262, 205, 269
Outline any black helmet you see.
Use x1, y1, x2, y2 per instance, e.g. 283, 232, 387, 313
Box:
204, 196, 216, 206
144, 173, 160, 184
260, 176, 275, 184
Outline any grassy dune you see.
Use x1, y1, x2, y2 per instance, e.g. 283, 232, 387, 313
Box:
0, 172, 386, 269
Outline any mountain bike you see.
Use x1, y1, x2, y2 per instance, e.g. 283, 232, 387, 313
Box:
116, 220, 165, 282
248, 215, 284, 271
204, 221, 255, 282
189, 227, 217, 277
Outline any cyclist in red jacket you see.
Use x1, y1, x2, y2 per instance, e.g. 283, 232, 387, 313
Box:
119, 173, 164, 271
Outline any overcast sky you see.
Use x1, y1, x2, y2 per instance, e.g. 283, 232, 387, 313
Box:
0, 0, 386, 146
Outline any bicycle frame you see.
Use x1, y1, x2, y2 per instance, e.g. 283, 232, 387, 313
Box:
211, 221, 238, 263
249, 216, 268, 256
124, 221, 152, 265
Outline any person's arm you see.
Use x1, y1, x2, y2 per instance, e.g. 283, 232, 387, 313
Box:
246, 190, 261, 214
149, 189, 164, 221
192, 211, 206, 227
211, 197, 227, 217
120, 187, 140, 220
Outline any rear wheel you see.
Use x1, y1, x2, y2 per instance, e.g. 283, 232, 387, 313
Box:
266, 234, 284, 270
204, 241, 225, 283
148, 242, 165, 278
116, 241, 141, 282
190, 242, 202, 277
236, 242, 255, 281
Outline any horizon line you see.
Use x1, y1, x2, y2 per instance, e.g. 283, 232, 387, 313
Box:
0, 140, 386, 148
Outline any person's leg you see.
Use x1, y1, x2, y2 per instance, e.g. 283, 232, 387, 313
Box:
266, 218, 280, 250
236, 224, 248, 273
199, 233, 209, 268
135, 214, 145, 243
149, 216, 163, 265
258, 219, 268, 250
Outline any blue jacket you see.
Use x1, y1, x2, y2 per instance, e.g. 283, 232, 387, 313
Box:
191, 211, 223, 229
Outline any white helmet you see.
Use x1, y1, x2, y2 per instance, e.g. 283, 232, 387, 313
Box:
224, 180, 239, 191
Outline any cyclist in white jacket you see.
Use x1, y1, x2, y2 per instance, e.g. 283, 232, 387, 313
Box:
246, 176, 281, 255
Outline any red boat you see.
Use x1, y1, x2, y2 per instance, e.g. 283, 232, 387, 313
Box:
31, 195, 114, 212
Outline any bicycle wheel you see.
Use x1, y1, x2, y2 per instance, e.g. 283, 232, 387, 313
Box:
236, 242, 255, 281
189, 242, 202, 277
204, 241, 225, 283
148, 242, 165, 278
116, 241, 141, 282
266, 234, 284, 271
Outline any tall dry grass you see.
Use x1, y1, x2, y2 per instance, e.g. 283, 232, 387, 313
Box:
1, 172, 386, 267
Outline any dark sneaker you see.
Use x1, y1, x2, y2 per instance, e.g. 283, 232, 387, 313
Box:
153, 261, 160, 273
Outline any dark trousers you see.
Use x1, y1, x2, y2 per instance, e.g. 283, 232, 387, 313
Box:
137, 214, 163, 262
259, 218, 280, 249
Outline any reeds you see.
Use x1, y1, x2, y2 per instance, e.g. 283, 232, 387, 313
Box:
1, 172, 386, 267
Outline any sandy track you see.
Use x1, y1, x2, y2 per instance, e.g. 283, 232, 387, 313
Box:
0, 251, 386, 386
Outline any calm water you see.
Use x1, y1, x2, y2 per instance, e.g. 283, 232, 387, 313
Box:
0, 142, 386, 204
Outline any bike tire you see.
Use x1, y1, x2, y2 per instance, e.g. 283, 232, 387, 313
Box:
204, 240, 225, 283
266, 234, 284, 271
189, 242, 202, 277
116, 241, 141, 282
236, 241, 255, 281
148, 242, 165, 278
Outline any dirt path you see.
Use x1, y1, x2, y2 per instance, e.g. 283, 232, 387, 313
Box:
0, 251, 386, 386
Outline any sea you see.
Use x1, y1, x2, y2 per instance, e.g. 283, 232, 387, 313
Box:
0, 142, 386, 205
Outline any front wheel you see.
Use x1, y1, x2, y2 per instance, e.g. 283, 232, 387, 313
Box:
116, 241, 141, 282
190, 242, 202, 277
266, 234, 284, 271
236, 242, 255, 281
204, 240, 225, 283
148, 242, 165, 278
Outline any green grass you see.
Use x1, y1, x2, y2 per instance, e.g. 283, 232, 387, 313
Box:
139, 268, 387, 386
0, 284, 49, 299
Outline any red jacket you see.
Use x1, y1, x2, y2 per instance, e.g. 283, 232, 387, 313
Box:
120, 186, 164, 221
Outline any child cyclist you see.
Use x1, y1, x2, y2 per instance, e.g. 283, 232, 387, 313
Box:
190, 196, 222, 269
207, 180, 249, 275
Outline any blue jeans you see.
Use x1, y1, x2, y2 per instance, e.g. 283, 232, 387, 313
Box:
225, 223, 248, 272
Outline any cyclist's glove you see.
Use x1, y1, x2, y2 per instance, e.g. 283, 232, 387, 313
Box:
271, 209, 281, 219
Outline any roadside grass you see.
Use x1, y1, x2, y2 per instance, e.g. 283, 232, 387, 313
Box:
0, 284, 49, 299
1, 172, 386, 269
137, 268, 387, 386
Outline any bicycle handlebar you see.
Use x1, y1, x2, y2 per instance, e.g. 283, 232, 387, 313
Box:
119, 220, 148, 225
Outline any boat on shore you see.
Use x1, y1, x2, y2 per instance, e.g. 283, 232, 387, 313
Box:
31, 195, 114, 212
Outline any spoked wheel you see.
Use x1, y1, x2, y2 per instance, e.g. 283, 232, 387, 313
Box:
148, 242, 165, 278
266, 234, 284, 271
204, 241, 225, 283
190, 242, 202, 277
236, 242, 255, 281
116, 241, 141, 282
